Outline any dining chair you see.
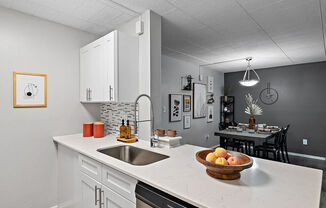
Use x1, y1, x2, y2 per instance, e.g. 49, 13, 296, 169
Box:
281, 125, 290, 163
254, 129, 283, 161
260, 125, 290, 163
219, 124, 244, 152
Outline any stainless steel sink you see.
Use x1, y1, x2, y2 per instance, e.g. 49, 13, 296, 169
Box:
97, 145, 169, 166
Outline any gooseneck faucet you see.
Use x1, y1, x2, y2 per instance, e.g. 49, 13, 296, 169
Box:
134, 94, 159, 147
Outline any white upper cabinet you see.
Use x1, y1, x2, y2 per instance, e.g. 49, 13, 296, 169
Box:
80, 30, 139, 103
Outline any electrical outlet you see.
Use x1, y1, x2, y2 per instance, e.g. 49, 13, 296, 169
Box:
303, 139, 308, 145
205, 134, 210, 140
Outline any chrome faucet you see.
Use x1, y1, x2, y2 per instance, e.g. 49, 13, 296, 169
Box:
134, 94, 159, 147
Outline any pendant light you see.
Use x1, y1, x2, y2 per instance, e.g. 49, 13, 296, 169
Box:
239, 57, 260, 87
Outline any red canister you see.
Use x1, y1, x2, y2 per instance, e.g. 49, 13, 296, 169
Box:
83, 122, 93, 137
94, 122, 105, 138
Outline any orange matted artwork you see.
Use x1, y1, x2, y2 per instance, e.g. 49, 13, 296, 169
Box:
13, 72, 47, 107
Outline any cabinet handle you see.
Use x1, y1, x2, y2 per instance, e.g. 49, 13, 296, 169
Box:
109, 85, 113, 101
86, 88, 89, 101
89, 88, 92, 101
100, 189, 104, 208
95, 186, 100, 206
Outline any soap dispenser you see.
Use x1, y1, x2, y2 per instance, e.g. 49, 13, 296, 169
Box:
120, 119, 126, 138
126, 120, 131, 139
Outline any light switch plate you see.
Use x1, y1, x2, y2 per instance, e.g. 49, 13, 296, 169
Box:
303, 139, 308, 145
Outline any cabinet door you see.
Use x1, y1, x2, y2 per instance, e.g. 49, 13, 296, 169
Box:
80, 39, 108, 102
80, 172, 101, 208
103, 32, 116, 102
102, 185, 136, 208
89, 40, 107, 102
80, 47, 92, 102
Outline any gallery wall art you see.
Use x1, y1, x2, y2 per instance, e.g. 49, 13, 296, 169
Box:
183, 115, 191, 129
181, 75, 193, 91
13, 72, 47, 107
207, 76, 214, 93
193, 83, 206, 119
183, 95, 191, 112
169, 94, 182, 122
207, 105, 214, 123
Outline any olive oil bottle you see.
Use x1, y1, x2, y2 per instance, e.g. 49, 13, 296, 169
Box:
120, 119, 126, 138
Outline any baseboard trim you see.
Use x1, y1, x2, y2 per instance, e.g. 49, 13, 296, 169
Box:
288, 152, 326, 161
210, 144, 326, 161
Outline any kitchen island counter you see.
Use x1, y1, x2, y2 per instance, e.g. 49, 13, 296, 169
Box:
54, 134, 322, 208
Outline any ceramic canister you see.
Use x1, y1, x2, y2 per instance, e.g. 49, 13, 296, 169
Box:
83, 122, 93, 137
94, 122, 105, 138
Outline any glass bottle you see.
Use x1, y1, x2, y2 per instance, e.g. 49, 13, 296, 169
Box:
120, 119, 126, 138
126, 120, 131, 139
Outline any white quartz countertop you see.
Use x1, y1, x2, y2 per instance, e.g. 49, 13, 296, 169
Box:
53, 134, 323, 208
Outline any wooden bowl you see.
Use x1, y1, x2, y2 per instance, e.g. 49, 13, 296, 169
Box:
196, 150, 253, 180
155, 129, 165, 137
167, 129, 177, 137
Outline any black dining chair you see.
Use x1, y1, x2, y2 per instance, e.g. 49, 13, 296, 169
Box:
281, 125, 290, 163
254, 129, 283, 161
260, 125, 290, 163
219, 124, 244, 152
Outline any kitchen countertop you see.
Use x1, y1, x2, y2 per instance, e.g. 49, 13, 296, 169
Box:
53, 134, 323, 208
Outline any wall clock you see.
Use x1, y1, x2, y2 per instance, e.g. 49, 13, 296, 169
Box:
259, 82, 278, 105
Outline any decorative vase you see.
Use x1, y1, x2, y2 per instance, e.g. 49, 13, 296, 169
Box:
249, 116, 255, 130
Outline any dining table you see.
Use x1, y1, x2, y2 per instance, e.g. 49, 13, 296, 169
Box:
214, 129, 278, 156
214, 129, 276, 143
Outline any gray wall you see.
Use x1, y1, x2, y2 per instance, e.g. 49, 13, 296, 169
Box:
224, 61, 326, 157
161, 54, 224, 148
0, 7, 99, 208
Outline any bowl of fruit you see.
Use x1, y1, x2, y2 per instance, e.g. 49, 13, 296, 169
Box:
196, 147, 253, 180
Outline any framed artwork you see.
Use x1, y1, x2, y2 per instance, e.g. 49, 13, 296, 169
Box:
184, 115, 191, 129
181, 75, 193, 91
193, 83, 206, 119
13, 72, 47, 107
207, 76, 214, 93
183, 95, 191, 112
207, 105, 214, 123
169, 94, 182, 122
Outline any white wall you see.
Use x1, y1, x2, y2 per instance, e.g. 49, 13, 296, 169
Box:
117, 10, 161, 140
0, 6, 99, 208
161, 54, 224, 148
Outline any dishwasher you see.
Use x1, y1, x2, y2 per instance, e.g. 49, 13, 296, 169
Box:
135, 181, 198, 208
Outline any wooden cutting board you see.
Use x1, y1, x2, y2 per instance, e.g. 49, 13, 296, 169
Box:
116, 136, 138, 143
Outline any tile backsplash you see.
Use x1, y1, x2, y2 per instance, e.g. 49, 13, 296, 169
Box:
100, 103, 136, 135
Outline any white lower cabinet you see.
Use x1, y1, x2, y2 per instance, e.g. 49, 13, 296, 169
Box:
102, 184, 136, 208
80, 173, 102, 208
78, 154, 137, 208
58, 145, 138, 208
101, 165, 137, 203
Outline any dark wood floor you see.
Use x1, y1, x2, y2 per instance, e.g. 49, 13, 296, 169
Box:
289, 155, 326, 208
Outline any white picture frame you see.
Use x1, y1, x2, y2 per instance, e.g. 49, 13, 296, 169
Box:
184, 115, 191, 129
169, 94, 182, 122
193, 83, 206, 119
207, 76, 214, 93
207, 105, 214, 123
183, 95, 191, 112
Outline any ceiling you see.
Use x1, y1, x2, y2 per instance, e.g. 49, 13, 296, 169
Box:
0, 0, 325, 72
